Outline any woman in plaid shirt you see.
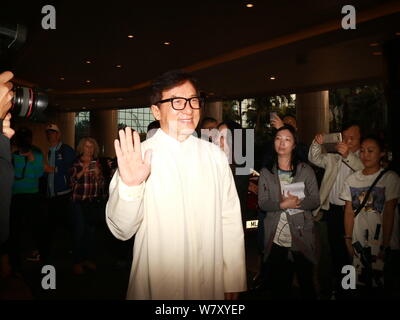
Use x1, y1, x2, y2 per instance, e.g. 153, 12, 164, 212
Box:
70, 137, 106, 275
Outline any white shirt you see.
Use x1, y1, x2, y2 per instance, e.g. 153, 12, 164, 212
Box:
328, 160, 353, 206
106, 129, 247, 300
273, 169, 293, 247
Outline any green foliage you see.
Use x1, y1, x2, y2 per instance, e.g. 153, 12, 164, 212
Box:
222, 95, 295, 170
329, 84, 387, 135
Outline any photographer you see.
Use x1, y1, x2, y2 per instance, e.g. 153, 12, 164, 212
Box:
0, 71, 14, 279
0, 71, 14, 244
308, 123, 364, 298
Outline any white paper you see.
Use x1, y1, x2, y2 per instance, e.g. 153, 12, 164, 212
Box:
282, 182, 305, 215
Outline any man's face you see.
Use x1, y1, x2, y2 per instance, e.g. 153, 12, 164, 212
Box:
342, 125, 361, 153
151, 81, 200, 142
46, 130, 60, 144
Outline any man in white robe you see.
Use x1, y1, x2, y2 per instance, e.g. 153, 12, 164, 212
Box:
106, 70, 247, 300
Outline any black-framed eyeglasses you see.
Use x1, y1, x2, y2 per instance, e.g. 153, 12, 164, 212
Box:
156, 96, 204, 110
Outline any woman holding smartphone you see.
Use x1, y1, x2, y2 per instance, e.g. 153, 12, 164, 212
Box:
258, 125, 320, 299
70, 137, 106, 275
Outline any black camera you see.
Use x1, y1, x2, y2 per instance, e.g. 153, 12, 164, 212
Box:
11, 86, 48, 119
1, 23, 48, 119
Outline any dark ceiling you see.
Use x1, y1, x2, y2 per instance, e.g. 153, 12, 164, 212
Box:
1, 0, 400, 112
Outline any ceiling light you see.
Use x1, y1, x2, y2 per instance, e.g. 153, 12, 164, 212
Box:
85, 60, 91, 64
164, 41, 171, 46
85, 80, 91, 83
372, 52, 382, 56
270, 76, 276, 80
116, 64, 122, 68
369, 42, 379, 47
128, 35, 135, 38
395, 32, 400, 36
118, 98, 124, 101
59, 77, 65, 80
82, 107, 87, 110
246, 3, 254, 8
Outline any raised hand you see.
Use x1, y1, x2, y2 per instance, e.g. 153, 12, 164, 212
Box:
314, 134, 324, 145
336, 142, 349, 158
0, 71, 14, 119
280, 192, 301, 210
271, 114, 284, 129
2, 113, 15, 139
114, 127, 152, 186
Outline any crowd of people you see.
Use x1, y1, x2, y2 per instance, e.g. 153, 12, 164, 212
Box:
1, 70, 399, 300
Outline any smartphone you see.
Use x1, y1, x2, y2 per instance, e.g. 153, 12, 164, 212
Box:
89, 160, 97, 171
250, 168, 260, 176
323, 132, 342, 153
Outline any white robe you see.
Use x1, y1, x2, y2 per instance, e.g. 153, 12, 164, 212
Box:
106, 129, 247, 300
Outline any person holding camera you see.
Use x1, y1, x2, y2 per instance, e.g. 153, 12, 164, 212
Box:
0, 71, 15, 278
308, 122, 364, 298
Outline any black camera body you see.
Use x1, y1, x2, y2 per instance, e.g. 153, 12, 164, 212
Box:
1, 23, 48, 119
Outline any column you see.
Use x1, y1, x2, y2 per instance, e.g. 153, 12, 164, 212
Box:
90, 109, 118, 158
296, 91, 330, 145
202, 101, 223, 124
383, 38, 400, 168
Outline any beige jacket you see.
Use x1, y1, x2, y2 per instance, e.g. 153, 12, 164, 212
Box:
308, 140, 364, 214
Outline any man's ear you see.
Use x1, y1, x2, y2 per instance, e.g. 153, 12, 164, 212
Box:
151, 105, 161, 120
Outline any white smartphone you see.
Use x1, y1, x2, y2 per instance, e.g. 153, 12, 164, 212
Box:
323, 132, 342, 153
89, 160, 97, 171
250, 168, 260, 176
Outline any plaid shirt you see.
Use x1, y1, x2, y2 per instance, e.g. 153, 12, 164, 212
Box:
70, 158, 106, 202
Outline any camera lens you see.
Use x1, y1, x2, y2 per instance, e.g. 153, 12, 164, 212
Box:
11, 86, 48, 119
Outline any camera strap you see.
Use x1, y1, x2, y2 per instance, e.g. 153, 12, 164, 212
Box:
354, 169, 388, 217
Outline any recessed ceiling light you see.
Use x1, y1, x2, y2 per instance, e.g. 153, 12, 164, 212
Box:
116, 64, 122, 68
270, 76, 276, 80
85, 60, 91, 64
85, 80, 91, 83
246, 3, 254, 8
369, 42, 379, 47
164, 41, 171, 46
60, 77, 65, 80
128, 34, 135, 38
372, 52, 382, 56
